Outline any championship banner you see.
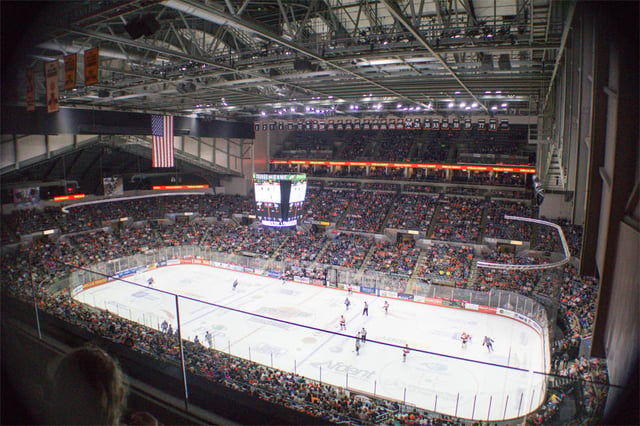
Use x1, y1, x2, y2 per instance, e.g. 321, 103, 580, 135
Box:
64, 53, 77, 90
25, 68, 35, 112
84, 47, 99, 86
45, 61, 59, 113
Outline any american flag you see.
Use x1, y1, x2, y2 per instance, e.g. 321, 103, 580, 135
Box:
151, 115, 174, 168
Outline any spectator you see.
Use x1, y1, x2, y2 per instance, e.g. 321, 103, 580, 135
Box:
47, 346, 129, 425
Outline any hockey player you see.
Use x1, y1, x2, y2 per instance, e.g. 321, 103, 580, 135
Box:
232, 279, 238, 290
362, 301, 369, 316
361, 327, 367, 343
161, 320, 168, 333
403, 344, 410, 362
355, 339, 361, 355
339, 315, 346, 330
383, 300, 389, 314
344, 297, 351, 310
147, 277, 154, 287
482, 335, 494, 352
205, 330, 213, 348
460, 332, 471, 348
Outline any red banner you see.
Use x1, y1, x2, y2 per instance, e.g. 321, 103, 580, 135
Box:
25, 68, 35, 112
84, 47, 99, 86
64, 53, 77, 90
45, 61, 59, 113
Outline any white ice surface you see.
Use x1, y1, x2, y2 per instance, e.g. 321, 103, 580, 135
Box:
76, 264, 548, 421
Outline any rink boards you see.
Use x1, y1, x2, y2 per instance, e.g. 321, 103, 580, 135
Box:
75, 262, 550, 421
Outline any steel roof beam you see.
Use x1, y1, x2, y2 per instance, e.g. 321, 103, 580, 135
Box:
163, 0, 429, 107
380, 0, 489, 112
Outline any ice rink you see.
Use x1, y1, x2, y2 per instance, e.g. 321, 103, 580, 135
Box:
75, 264, 548, 421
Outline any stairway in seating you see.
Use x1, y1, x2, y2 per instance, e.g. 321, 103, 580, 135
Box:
406, 249, 429, 293
545, 146, 565, 191
467, 258, 480, 288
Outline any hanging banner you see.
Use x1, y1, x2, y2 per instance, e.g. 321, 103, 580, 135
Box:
25, 68, 35, 112
84, 47, 99, 86
64, 54, 77, 89
45, 61, 59, 113
103, 176, 124, 197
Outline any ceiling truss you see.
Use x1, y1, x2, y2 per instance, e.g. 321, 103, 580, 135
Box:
5, 0, 574, 122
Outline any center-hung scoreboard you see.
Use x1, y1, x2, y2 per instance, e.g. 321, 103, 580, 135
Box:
253, 173, 307, 227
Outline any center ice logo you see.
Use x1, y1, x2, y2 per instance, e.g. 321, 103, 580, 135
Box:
309, 360, 376, 380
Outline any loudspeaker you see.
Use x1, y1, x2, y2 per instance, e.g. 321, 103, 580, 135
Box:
499, 54, 512, 70
125, 14, 160, 39
480, 54, 494, 71
293, 59, 312, 71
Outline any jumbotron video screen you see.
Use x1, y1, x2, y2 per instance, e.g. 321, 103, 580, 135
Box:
253, 173, 307, 227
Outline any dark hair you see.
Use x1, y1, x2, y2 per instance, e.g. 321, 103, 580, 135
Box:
50, 346, 128, 425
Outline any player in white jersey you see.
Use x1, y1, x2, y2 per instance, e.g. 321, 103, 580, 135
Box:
482, 335, 494, 352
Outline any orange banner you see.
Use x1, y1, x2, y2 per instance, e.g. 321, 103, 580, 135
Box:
64, 53, 77, 90
25, 68, 35, 112
45, 61, 59, 113
84, 47, 99, 86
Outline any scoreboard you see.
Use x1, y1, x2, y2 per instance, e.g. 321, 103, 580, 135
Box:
253, 173, 307, 227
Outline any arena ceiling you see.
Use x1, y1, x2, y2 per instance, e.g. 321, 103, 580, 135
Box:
2, 0, 574, 123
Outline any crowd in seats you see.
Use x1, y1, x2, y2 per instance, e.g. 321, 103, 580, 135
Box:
316, 233, 374, 269
1, 217, 19, 244
374, 131, 414, 161
385, 193, 439, 231
488, 189, 532, 200
557, 357, 608, 422
282, 264, 328, 283
495, 173, 527, 186
362, 181, 400, 191
4, 206, 60, 235
269, 163, 530, 190
336, 131, 373, 159
274, 231, 326, 264
483, 200, 537, 241
301, 187, 354, 222
415, 244, 474, 287
557, 266, 599, 334
410, 169, 447, 182
531, 224, 564, 253
364, 239, 420, 276
444, 186, 483, 196
276, 132, 335, 159
430, 197, 487, 243
324, 180, 360, 189
275, 127, 530, 166
201, 194, 254, 218
553, 218, 584, 258
402, 184, 441, 194
222, 225, 289, 258
472, 252, 549, 295
338, 191, 395, 233
415, 132, 450, 163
